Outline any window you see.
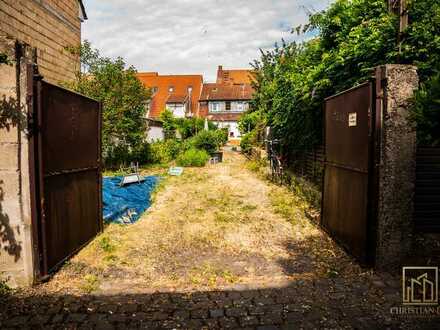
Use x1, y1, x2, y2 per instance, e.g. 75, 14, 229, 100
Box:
236, 101, 245, 112
225, 101, 231, 111
187, 86, 193, 94
151, 87, 158, 94
168, 86, 174, 92
209, 102, 221, 112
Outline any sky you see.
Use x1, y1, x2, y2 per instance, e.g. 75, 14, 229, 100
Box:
82, 0, 332, 82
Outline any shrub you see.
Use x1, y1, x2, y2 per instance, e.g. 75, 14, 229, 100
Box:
175, 117, 204, 139
411, 72, 440, 146
215, 128, 228, 146
240, 131, 256, 154
149, 139, 182, 164
160, 109, 177, 139
176, 148, 210, 167
191, 130, 220, 154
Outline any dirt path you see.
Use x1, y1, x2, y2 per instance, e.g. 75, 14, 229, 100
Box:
0, 151, 437, 329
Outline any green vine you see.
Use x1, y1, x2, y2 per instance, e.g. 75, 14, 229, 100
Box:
241, 0, 440, 154
0, 52, 10, 65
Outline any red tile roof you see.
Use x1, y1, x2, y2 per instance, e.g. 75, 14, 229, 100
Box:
166, 94, 188, 103
199, 83, 254, 101
137, 73, 203, 118
216, 66, 255, 85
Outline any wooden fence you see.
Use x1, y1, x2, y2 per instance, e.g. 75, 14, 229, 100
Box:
286, 146, 325, 186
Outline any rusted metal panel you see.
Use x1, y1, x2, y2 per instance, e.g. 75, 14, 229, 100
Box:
40, 83, 100, 174
325, 82, 371, 173
43, 171, 101, 271
322, 82, 376, 264
34, 80, 102, 275
323, 166, 369, 261
414, 147, 440, 232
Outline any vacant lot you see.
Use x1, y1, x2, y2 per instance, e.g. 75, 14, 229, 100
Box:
42, 151, 359, 294
1, 151, 436, 329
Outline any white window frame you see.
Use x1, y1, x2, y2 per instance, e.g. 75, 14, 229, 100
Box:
236, 101, 245, 112
209, 102, 221, 112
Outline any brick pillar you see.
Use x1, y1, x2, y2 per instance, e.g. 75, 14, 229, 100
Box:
375, 64, 418, 269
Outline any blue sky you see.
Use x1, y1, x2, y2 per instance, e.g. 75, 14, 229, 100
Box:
82, 0, 332, 81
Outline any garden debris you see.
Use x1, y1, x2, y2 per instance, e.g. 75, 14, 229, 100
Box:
102, 176, 159, 224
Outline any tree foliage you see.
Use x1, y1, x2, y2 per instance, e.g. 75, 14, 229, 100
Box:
243, 0, 440, 154
65, 41, 151, 165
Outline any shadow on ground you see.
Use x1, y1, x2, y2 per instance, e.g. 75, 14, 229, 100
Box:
1, 278, 438, 329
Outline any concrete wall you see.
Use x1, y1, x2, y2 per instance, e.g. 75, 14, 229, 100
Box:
0, 0, 82, 84
0, 36, 36, 286
375, 64, 419, 269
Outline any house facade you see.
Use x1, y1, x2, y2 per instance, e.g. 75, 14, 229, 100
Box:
0, 0, 87, 84
199, 66, 254, 138
136, 72, 203, 119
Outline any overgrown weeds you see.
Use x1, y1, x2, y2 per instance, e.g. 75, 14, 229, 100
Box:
81, 274, 99, 293
0, 278, 11, 296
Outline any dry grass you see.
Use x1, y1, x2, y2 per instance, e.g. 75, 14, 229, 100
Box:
44, 151, 360, 294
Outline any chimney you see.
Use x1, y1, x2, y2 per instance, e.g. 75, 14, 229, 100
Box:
217, 65, 223, 83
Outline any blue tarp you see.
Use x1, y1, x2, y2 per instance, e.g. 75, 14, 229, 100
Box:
103, 176, 159, 224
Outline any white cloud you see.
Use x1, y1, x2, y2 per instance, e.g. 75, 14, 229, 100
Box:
82, 0, 332, 81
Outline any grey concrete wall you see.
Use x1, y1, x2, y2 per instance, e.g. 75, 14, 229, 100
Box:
0, 33, 36, 286
375, 64, 419, 269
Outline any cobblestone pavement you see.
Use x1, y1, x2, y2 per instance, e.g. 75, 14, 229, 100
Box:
1, 276, 439, 329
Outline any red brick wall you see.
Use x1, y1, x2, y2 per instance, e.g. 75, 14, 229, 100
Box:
0, 0, 82, 84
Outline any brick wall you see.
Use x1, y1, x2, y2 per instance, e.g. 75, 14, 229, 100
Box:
0, 0, 82, 84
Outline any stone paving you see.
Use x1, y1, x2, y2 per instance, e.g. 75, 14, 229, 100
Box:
1, 276, 439, 329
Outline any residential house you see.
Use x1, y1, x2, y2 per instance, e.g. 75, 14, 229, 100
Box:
199, 66, 254, 138
136, 72, 203, 119
0, 0, 87, 84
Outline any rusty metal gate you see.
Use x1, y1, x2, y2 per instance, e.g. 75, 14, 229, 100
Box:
322, 82, 378, 264
31, 78, 102, 276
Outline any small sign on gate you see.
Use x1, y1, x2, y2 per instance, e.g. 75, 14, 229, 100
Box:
348, 112, 357, 127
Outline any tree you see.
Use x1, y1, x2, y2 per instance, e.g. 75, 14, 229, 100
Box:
159, 108, 177, 140
246, 0, 440, 157
65, 41, 151, 165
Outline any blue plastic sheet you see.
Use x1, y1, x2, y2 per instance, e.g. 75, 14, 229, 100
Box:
103, 176, 159, 224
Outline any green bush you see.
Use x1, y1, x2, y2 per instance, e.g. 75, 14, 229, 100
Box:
215, 128, 228, 146
240, 131, 256, 154
175, 117, 206, 139
411, 72, 440, 146
191, 130, 220, 154
176, 148, 210, 167
149, 139, 183, 164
